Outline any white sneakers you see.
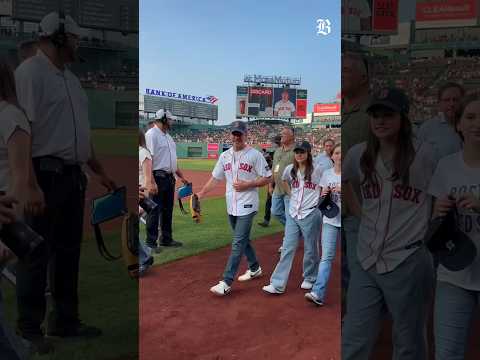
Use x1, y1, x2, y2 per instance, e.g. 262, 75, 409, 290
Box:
300, 280, 314, 290
305, 292, 324, 306
262, 284, 285, 295
210, 281, 231, 296
238, 267, 263, 281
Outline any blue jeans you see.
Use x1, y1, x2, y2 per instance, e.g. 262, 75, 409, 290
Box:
223, 212, 259, 286
434, 281, 479, 360
270, 209, 321, 291
139, 241, 151, 267
271, 193, 289, 226
312, 223, 340, 301
343, 216, 361, 299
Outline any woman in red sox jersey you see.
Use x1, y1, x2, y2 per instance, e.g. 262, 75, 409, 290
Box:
428, 95, 480, 360
262, 141, 322, 295
341, 88, 437, 360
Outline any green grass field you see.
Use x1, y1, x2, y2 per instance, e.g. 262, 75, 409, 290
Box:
91, 129, 137, 157
177, 158, 217, 172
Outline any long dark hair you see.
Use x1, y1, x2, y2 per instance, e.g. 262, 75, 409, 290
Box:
0, 59, 17, 104
360, 113, 415, 186
291, 151, 314, 182
139, 129, 146, 148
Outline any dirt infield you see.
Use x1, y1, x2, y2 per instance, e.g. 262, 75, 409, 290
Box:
140, 233, 341, 360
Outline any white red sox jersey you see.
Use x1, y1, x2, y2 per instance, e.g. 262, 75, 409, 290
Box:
343, 140, 437, 274
274, 100, 295, 117
212, 146, 271, 216
428, 151, 480, 291
282, 164, 323, 220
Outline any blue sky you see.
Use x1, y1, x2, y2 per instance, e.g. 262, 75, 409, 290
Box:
140, 0, 341, 125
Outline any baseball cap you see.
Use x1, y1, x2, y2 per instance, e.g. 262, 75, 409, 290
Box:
425, 211, 477, 271
154, 109, 175, 121
318, 193, 339, 219
231, 121, 247, 134
367, 87, 410, 115
38, 12, 84, 37
293, 141, 312, 153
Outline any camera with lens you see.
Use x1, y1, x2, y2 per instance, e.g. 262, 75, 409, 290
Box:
139, 196, 157, 214
0, 221, 44, 260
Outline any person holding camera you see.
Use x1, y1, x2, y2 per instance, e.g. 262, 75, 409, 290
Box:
14, 12, 116, 346
145, 109, 189, 250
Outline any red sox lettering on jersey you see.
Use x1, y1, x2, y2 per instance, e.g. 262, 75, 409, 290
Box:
212, 146, 272, 217
361, 183, 423, 204
283, 164, 323, 220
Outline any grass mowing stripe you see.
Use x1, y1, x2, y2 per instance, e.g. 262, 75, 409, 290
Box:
177, 158, 217, 172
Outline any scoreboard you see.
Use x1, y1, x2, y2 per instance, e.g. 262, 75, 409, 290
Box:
143, 95, 218, 122
12, 0, 138, 33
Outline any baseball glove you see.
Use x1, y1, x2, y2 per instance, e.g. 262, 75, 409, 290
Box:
190, 194, 201, 223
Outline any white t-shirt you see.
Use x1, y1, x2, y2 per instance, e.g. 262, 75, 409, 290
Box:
15, 50, 91, 163
428, 151, 480, 291
343, 140, 436, 274
274, 100, 295, 117
212, 146, 271, 216
282, 164, 323, 220
319, 168, 342, 227
0, 101, 31, 192
145, 126, 177, 173
138, 146, 152, 187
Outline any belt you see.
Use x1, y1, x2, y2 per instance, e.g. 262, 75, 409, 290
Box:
33, 156, 82, 174
153, 169, 174, 177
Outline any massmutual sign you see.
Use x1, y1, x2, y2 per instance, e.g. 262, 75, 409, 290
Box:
145, 88, 219, 105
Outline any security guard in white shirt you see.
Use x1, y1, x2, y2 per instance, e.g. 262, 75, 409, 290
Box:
145, 109, 189, 249
14, 12, 116, 347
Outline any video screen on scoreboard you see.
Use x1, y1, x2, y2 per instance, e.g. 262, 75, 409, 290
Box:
236, 86, 307, 118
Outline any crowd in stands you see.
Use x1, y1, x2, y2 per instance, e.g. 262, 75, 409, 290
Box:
79, 65, 138, 91
169, 123, 340, 155
370, 56, 480, 123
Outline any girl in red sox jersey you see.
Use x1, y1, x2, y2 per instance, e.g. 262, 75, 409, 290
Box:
262, 141, 322, 295
306, 143, 342, 306
341, 88, 437, 360
428, 95, 480, 360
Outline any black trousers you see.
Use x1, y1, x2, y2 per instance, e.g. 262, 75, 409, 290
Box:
16, 161, 86, 336
146, 171, 175, 246
264, 192, 272, 222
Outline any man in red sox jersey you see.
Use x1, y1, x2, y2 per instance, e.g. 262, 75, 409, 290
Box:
198, 121, 271, 296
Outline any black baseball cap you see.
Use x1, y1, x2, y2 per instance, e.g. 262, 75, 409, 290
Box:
425, 211, 477, 272
367, 87, 410, 115
318, 193, 339, 219
231, 121, 247, 134
293, 141, 312, 153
